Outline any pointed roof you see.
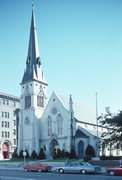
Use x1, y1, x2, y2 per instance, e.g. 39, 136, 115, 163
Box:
21, 7, 47, 85
69, 94, 74, 113
55, 93, 96, 124
75, 129, 88, 138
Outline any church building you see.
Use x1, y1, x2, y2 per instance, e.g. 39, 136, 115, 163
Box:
17, 7, 106, 159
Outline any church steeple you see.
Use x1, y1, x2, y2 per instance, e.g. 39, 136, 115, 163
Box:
18, 6, 48, 157
21, 6, 46, 85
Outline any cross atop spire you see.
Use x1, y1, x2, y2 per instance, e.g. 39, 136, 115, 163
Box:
21, 7, 47, 85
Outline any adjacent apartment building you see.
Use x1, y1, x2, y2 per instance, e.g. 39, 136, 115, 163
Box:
0, 92, 20, 159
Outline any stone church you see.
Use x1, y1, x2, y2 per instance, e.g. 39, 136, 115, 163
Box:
17, 7, 102, 159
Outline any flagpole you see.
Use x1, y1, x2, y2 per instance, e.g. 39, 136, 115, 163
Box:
96, 92, 99, 157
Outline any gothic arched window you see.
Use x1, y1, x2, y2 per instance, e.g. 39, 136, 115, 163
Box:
25, 95, 31, 108
47, 116, 52, 136
57, 114, 63, 135
37, 95, 44, 107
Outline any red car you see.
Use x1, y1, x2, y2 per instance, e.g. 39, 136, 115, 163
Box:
106, 165, 122, 176
23, 162, 52, 172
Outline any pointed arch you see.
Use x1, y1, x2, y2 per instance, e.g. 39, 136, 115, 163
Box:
47, 116, 52, 136
37, 95, 44, 107
57, 114, 63, 135
50, 138, 59, 157
78, 140, 84, 159
85, 144, 95, 157
37, 84, 46, 108
2, 141, 12, 159
25, 95, 31, 108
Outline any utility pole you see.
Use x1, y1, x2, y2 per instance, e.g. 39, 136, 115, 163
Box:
96, 93, 99, 158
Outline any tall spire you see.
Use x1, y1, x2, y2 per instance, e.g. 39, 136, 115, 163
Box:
22, 6, 46, 84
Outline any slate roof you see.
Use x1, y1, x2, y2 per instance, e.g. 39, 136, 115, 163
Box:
21, 7, 46, 85
57, 94, 96, 124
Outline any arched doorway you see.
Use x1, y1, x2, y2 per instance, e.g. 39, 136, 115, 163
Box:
50, 139, 59, 157
85, 144, 95, 157
2, 142, 10, 159
78, 140, 84, 159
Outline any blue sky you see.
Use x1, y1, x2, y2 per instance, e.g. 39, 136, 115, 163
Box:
0, 0, 122, 115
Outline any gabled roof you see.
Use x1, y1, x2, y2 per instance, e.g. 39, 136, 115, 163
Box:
57, 94, 96, 124
75, 129, 89, 138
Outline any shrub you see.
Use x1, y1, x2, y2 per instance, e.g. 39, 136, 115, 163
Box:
64, 151, 70, 158
12, 149, 18, 159
85, 145, 95, 157
69, 148, 77, 159
38, 148, 45, 159
19, 150, 23, 158
31, 150, 38, 159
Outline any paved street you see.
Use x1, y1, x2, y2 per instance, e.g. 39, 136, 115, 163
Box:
0, 169, 122, 180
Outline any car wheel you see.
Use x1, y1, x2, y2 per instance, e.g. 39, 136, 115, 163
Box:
108, 171, 115, 176
58, 168, 64, 174
80, 169, 86, 174
38, 169, 42, 172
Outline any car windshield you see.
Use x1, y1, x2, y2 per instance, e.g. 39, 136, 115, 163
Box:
36, 162, 48, 166
31, 163, 38, 166
83, 162, 92, 166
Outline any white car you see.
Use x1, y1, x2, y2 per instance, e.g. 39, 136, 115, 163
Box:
55, 161, 102, 174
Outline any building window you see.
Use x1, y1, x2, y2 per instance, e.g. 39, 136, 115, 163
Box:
2, 112, 4, 118
1, 131, 10, 138
13, 111, 16, 116
25, 95, 31, 108
6, 100, 9, 106
8, 132, 10, 138
2, 121, 3, 127
37, 95, 44, 107
14, 139, 16, 145
5, 112, 7, 118
13, 120, 16, 126
5, 121, 7, 128
47, 117, 52, 136
2, 131, 4, 138
2, 112, 9, 118
13, 129, 16, 135
7, 122, 10, 128
13, 101, 16, 107
2, 99, 5, 105
57, 114, 63, 135
5, 131, 7, 138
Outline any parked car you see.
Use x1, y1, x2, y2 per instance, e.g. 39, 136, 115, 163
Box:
54, 161, 102, 174
23, 162, 52, 172
106, 166, 122, 176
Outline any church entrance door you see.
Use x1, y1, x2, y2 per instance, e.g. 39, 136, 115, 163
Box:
78, 140, 84, 159
2, 142, 9, 159
50, 139, 59, 157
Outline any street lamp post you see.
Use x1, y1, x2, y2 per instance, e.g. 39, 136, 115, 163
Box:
23, 151, 26, 165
